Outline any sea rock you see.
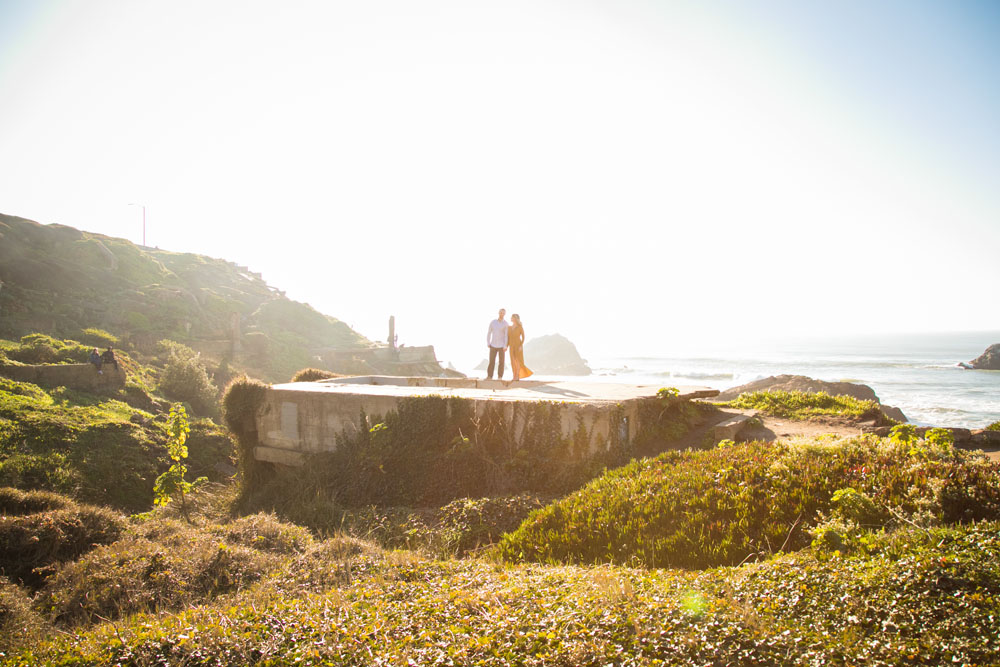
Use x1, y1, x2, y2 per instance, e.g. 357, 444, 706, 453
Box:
880, 405, 909, 423
716, 374, 880, 403
524, 334, 592, 376
971, 430, 1000, 447
968, 344, 1000, 370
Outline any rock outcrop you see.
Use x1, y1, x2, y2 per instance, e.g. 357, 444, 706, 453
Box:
716, 375, 878, 402
968, 344, 1000, 370
523, 334, 591, 376
716, 374, 907, 423
476, 333, 592, 376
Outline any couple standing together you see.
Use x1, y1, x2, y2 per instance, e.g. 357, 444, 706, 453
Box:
486, 308, 533, 381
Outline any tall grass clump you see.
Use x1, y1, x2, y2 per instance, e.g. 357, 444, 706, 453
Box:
721, 389, 885, 422
498, 432, 1000, 569
290, 367, 343, 382
221, 375, 270, 496
34, 518, 284, 626
0, 491, 126, 588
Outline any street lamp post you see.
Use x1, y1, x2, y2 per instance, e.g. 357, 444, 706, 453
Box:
128, 203, 146, 247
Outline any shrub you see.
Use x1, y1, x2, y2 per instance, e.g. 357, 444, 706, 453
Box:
290, 367, 343, 383
434, 495, 545, 555
212, 513, 314, 555
987, 420, 1000, 432
497, 434, 1000, 569
0, 501, 126, 588
157, 340, 218, 417
721, 390, 883, 421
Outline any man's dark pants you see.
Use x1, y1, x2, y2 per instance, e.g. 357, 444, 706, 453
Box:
487, 346, 506, 380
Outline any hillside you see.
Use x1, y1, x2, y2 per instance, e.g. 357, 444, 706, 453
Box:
0, 213, 369, 382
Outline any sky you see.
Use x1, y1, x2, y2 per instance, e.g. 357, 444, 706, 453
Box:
1, 0, 998, 369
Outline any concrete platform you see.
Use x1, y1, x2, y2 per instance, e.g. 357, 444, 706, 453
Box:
254, 376, 719, 467
271, 376, 719, 403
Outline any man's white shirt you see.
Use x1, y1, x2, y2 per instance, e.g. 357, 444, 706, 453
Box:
487, 319, 508, 348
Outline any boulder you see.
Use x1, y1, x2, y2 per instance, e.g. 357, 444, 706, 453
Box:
968, 344, 1000, 370
523, 334, 592, 376
716, 374, 879, 403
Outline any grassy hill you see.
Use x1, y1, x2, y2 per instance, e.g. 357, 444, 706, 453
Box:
0, 213, 370, 383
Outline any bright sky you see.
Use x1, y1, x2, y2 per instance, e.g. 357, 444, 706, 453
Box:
1, 0, 998, 368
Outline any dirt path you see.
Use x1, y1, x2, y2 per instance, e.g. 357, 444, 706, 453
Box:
649, 406, 1000, 463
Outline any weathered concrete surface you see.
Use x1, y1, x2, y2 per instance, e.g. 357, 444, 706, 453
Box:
0, 363, 125, 392
253, 376, 718, 467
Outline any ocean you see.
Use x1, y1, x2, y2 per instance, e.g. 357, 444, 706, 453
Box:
494, 331, 1000, 430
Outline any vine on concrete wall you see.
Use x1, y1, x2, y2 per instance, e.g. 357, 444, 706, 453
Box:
236, 392, 714, 514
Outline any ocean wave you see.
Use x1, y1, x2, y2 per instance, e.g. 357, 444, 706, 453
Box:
672, 372, 736, 380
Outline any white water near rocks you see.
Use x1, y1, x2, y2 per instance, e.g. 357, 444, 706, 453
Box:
467, 331, 1000, 430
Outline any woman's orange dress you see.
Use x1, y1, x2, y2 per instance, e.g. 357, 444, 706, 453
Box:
508, 323, 533, 379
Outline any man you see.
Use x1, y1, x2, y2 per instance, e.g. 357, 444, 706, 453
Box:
486, 308, 509, 380
88, 348, 103, 374
101, 346, 118, 372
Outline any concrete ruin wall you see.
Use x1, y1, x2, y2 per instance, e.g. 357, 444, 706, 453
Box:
0, 363, 126, 392
251, 379, 674, 467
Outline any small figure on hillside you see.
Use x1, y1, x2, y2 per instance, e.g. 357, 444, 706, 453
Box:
89, 348, 103, 374
101, 346, 118, 372
486, 308, 509, 380
508, 313, 533, 382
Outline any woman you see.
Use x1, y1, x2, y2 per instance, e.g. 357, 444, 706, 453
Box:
507, 313, 533, 381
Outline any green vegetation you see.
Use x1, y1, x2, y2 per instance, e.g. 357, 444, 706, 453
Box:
76, 328, 117, 348
0, 373, 233, 512
720, 389, 887, 421
156, 341, 218, 417
497, 432, 1000, 569
0, 334, 90, 365
152, 405, 207, 523
220, 375, 270, 496
0, 422, 998, 664
987, 420, 1000, 431
8, 517, 999, 665
289, 367, 342, 382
